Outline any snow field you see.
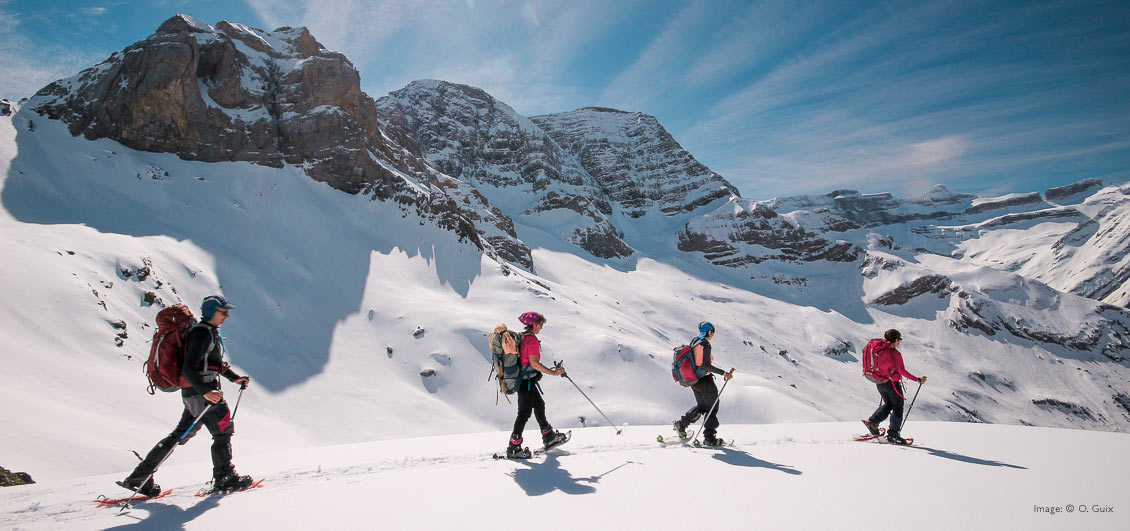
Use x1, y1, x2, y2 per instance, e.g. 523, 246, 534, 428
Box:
1, 422, 1127, 530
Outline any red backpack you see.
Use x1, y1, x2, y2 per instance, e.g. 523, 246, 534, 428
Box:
671, 338, 708, 387
145, 304, 197, 394
861, 338, 890, 383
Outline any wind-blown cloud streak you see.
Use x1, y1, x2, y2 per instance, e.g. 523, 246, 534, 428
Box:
2, 0, 1127, 200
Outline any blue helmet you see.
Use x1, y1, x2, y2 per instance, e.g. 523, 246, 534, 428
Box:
698, 321, 715, 338
201, 295, 235, 321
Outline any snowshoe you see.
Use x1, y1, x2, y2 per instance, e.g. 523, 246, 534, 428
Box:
673, 420, 688, 439
493, 445, 533, 459
196, 477, 264, 497
886, 434, 914, 446
862, 420, 881, 437
542, 430, 571, 451
116, 477, 161, 498
98, 487, 171, 507
212, 472, 255, 492
702, 436, 726, 447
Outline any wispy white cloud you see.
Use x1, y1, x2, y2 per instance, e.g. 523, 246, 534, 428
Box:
0, 6, 109, 99
245, 0, 634, 115
675, 1, 1130, 198
597, 0, 713, 110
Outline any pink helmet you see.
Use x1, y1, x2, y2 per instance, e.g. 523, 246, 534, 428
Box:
519, 311, 544, 326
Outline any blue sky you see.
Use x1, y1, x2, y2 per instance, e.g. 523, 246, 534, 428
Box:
2, 0, 1127, 199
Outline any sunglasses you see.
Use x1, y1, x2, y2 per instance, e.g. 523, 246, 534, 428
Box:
215, 308, 230, 316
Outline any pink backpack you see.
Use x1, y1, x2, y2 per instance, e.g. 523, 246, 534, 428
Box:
861, 338, 891, 383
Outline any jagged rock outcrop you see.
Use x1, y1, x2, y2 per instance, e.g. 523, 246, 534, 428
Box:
676, 202, 860, 266
28, 15, 532, 269
0, 466, 34, 487
872, 275, 953, 305
531, 108, 738, 217
1046, 178, 1103, 201
375, 81, 633, 259
966, 192, 1043, 214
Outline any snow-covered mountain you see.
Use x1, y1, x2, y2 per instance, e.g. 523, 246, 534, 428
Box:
2, 14, 1130, 496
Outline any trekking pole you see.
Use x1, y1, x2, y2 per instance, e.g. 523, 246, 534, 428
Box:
688, 373, 733, 446
229, 383, 248, 422
903, 380, 923, 426
120, 403, 214, 511
555, 361, 622, 435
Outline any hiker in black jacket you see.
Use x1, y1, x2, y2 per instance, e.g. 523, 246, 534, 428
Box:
673, 322, 733, 446
120, 295, 254, 496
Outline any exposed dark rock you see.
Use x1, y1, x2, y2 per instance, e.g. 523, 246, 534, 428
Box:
1032, 398, 1098, 421
965, 192, 1043, 214
872, 275, 952, 305
1045, 178, 1102, 201
0, 466, 35, 487
1114, 393, 1130, 417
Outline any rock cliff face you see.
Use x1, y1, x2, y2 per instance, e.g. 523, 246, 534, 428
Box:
28, 15, 532, 269
530, 108, 737, 218
374, 81, 632, 259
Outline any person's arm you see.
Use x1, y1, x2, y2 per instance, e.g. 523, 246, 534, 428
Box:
221, 364, 250, 386
891, 349, 919, 382
693, 344, 728, 377
523, 336, 563, 376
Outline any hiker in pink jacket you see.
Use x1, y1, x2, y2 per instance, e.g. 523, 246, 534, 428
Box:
862, 329, 926, 445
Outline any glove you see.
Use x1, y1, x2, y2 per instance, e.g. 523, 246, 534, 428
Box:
918, 376, 927, 384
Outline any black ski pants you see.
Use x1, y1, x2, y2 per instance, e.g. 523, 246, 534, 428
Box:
511, 378, 552, 442
128, 395, 236, 483
680, 375, 720, 438
868, 380, 905, 437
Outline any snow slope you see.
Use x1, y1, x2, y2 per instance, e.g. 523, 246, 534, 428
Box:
1, 423, 1127, 531
3, 105, 1130, 493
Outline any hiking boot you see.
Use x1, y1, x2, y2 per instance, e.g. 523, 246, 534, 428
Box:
542, 430, 569, 450
673, 420, 688, 439
862, 420, 881, 437
886, 434, 911, 446
703, 435, 725, 447
118, 476, 161, 498
213, 472, 254, 492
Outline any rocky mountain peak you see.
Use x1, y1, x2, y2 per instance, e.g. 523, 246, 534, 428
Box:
27, 16, 533, 270
376, 80, 634, 260
531, 107, 738, 217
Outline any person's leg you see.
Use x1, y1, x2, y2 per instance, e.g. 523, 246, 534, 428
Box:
198, 400, 234, 479
700, 378, 720, 439
886, 383, 906, 437
868, 382, 894, 424
510, 380, 535, 444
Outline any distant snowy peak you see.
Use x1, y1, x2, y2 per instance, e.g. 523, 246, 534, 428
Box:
375, 80, 634, 260
531, 107, 738, 217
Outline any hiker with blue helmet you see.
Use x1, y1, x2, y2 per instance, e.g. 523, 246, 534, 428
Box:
505, 311, 569, 458
120, 295, 256, 496
673, 321, 734, 446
